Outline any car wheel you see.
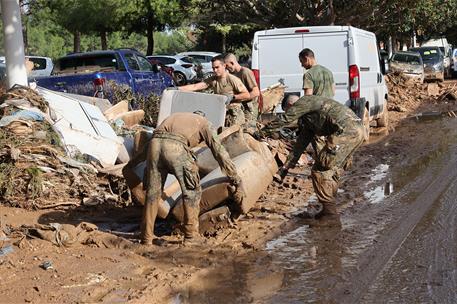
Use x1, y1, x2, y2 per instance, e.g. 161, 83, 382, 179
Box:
363, 106, 370, 142
173, 72, 187, 86
376, 101, 389, 128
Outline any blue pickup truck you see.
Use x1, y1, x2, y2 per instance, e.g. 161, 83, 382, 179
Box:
33, 49, 174, 101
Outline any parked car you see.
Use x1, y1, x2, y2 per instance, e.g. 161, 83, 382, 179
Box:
410, 46, 444, 82
147, 55, 197, 86
177, 51, 220, 79
34, 49, 173, 101
452, 48, 457, 78
0, 55, 53, 78
422, 38, 452, 78
251, 25, 389, 139
389, 51, 425, 83
0, 62, 6, 87
147, 57, 175, 78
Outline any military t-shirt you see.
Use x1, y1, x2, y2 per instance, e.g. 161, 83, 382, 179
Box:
303, 64, 335, 98
204, 72, 248, 96
233, 67, 258, 103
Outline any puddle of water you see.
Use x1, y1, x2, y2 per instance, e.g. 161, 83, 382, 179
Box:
365, 182, 394, 204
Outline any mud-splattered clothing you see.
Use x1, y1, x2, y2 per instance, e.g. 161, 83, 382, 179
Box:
233, 67, 259, 133
263, 96, 364, 214
140, 113, 241, 241
204, 73, 248, 127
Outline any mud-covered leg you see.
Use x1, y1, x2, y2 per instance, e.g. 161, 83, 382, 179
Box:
225, 104, 246, 127
311, 169, 339, 215
140, 141, 166, 244
173, 160, 202, 239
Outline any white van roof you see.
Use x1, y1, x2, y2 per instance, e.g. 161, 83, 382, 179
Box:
254, 26, 375, 37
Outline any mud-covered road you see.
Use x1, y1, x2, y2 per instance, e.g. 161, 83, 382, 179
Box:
1, 80, 457, 303
175, 102, 457, 303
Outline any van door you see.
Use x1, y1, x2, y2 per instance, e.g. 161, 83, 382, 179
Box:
258, 34, 303, 93
354, 32, 383, 115
302, 32, 350, 105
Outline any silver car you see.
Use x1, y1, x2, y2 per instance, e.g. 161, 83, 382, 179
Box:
147, 55, 197, 86
389, 51, 425, 83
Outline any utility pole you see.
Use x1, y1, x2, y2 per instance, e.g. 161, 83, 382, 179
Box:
1, 0, 28, 88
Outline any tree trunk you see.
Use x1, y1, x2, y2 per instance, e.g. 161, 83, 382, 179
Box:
73, 31, 81, 53
221, 35, 226, 53
100, 31, 108, 50
328, 0, 336, 25
146, 14, 154, 55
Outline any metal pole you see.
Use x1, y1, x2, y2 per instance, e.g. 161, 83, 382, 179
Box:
1, 0, 28, 88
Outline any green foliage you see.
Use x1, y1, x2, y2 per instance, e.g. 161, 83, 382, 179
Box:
154, 29, 196, 54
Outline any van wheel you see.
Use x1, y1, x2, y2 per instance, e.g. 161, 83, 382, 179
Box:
376, 102, 389, 128
363, 107, 370, 142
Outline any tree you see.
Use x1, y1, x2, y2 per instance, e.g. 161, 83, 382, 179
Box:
121, 0, 189, 55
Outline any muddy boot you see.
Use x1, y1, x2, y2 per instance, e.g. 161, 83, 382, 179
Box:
299, 200, 324, 219
183, 234, 206, 247
140, 201, 158, 245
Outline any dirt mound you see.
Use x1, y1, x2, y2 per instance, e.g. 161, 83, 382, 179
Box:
385, 73, 457, 112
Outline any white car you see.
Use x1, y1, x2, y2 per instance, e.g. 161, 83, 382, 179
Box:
177, 51, 220, 77
452, 48, 457, 78
147, 55, 197, 86
251, 25, 389, 138
0, 55, 54, 78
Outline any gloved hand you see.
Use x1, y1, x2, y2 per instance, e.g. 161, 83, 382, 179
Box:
223, 94, 235, 105
273, 166, 289, 183
252, 130, 265, 140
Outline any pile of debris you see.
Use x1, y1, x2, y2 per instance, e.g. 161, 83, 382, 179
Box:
385, 72, 457, 112
0, 86, 131, 209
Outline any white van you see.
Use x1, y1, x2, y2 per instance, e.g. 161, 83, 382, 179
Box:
251, 26, 389, 133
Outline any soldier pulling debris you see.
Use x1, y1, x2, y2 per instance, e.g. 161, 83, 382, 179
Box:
123, 112, 245, 245
260, 95, 364, 219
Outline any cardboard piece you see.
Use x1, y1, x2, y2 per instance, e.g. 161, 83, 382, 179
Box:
103, 100, 129, 121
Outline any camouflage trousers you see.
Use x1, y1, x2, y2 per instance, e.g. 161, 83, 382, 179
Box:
242, 100, 259, 135
226, 102, 259, 134
225, 104, 245, 128
310, 122, 364, 214
142, 134, 201, 242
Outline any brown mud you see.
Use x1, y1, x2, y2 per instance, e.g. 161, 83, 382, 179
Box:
1, 80, 457, 303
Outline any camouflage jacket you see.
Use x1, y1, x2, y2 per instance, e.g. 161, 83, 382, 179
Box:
262, 95, 361, 167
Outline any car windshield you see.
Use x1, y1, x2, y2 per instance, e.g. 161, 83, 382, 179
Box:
392, 53, 421, 65
410, 48, 441, 61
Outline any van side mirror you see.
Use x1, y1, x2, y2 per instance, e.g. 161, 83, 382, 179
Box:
151, 63, 160, 73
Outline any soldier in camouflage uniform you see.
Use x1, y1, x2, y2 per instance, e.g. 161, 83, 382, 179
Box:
262, 95, 364, 217
179, 55, 250, 127
224, 53, 260, 134
124, 112, 245, 245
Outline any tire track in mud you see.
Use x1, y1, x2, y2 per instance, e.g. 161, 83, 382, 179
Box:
360, 170, 457, 303
330, 131, 457, 303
